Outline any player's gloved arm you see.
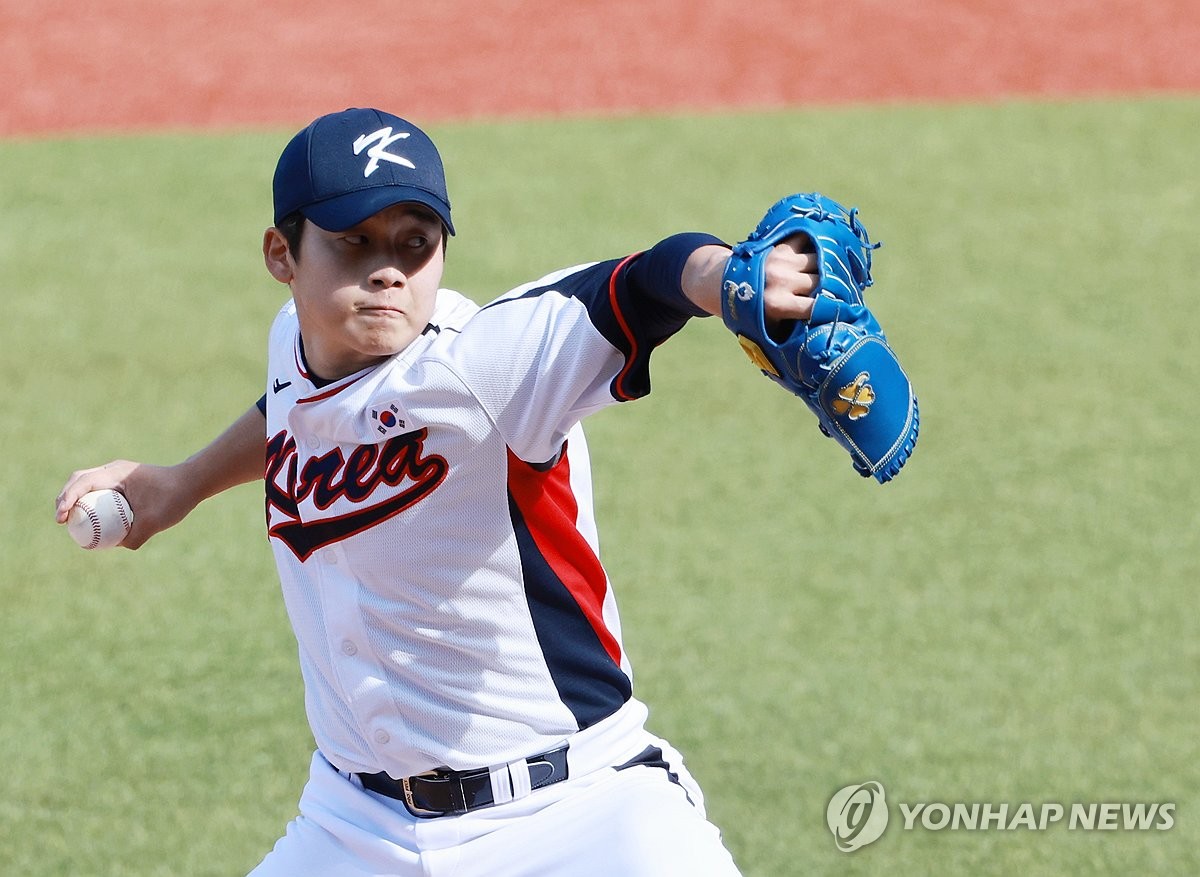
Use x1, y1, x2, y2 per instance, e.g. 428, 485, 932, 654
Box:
704, 193, 918, 482
54, 403, 266, 549
549, 232, 816, 405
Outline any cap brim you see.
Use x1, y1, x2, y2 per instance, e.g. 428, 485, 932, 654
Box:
301, 186, 455, 235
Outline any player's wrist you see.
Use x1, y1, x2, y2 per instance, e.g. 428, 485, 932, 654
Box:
681, 244, 733, 316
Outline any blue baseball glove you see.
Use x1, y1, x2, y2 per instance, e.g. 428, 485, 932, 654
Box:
721, 193, 918, 483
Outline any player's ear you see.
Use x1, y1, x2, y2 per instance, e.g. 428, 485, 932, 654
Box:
263, 228, 295, 284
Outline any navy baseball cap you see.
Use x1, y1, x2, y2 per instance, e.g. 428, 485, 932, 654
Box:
272, 108, 454, 235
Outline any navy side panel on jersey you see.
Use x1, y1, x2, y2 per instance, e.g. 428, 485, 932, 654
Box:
505, 232, 724, 401
506, 448, 632, 729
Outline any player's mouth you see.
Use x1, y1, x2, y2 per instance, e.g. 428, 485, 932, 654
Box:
356, 305, 405, 318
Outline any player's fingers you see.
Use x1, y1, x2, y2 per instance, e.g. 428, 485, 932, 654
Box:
764, 303, 816, 342
765, 252, 818, 296
55, 473, 94, 523
778, 231, 816, 255
771, 245, 818, 274
766, 242, 818, 289
54, 460, 136, 523
771, 294, 816, 321
55, 466, 106, 520
790, 252, 818, 275
759, 241, 819, 329
762, 293, 816, 335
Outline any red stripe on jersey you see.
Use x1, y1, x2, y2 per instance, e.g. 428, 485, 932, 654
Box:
607, 253, 642, 401
506, 448, 622, 668
297, 374, 368, 404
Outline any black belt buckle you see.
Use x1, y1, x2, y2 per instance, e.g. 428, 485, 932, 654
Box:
400, 774, 453, 818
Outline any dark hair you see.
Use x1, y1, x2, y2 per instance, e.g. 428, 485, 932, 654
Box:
277, 211, 306, 261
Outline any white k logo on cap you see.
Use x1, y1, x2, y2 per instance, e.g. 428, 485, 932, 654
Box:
353, 127, 416, 177
273, 108, 454, 233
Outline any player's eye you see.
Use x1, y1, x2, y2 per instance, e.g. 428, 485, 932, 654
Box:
407, 235, 429, 249
341, 234, 368, 246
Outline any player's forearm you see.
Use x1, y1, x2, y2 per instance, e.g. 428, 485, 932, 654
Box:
54, 404, 265, 549
174, 403, 266, 503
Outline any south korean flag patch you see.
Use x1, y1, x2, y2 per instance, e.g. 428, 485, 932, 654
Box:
370, 403, 406, 435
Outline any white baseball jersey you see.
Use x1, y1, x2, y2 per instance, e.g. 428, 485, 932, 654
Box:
262, 235, 718, 780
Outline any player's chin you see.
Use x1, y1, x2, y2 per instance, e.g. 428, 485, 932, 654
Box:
353, 321, 421, 359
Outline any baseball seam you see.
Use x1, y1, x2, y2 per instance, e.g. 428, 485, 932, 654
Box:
115, 495, 132, 535
85, 505, 102, 550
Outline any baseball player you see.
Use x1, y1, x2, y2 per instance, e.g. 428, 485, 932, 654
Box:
55, 107, 836, 876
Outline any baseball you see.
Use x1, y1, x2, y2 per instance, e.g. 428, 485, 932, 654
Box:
67, 488, 135, 550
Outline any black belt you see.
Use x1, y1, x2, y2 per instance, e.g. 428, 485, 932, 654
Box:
356, 745, 569, 817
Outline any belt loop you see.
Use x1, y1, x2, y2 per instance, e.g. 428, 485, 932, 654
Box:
508, 757, 533, 800
488, 763, 515, 806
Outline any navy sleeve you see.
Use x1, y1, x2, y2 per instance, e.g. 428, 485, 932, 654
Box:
256, 393, 267, 416
622, 231, 724, 321
505, 231, 726, 400
604, 231, 726, 399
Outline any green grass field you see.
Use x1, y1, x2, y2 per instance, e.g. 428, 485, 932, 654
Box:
2, 96, 1197, 875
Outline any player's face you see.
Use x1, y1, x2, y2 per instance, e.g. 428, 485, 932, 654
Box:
268, 203, 446, 381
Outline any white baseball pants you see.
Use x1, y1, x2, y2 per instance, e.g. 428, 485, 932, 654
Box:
248, 712, 741, 876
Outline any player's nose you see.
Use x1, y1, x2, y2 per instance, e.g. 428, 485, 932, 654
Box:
369, 265, 407, 289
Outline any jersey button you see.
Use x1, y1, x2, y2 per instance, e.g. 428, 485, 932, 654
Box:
306, 436, 320, 450
323, 550, 338, 564
341, 640, 358, 656
374, 729, 390, 745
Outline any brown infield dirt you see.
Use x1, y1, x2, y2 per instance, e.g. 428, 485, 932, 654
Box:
2, 0, 1198, 138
